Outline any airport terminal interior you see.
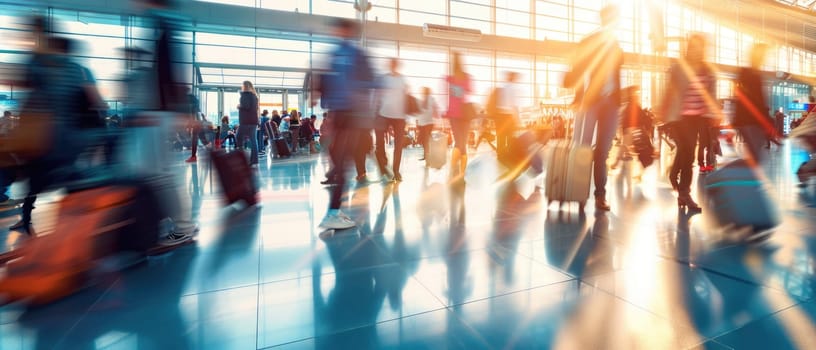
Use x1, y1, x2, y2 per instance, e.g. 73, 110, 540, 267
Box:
2, 0, 816, 349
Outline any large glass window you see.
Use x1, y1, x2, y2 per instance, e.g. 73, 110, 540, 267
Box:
457, 49, 493, 104
399, 44, 448, 110
259, 0, 310, 12
450, 0, 491, 35
368, 0, 397, 23
399, 0, 446, 27
495, 0, 531, 39
536, 1, 570, 42
311, 0, 357, 18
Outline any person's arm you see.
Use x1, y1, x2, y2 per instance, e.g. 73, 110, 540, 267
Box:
238, 93, 249, 110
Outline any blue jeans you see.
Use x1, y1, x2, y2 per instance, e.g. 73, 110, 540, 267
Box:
236, 124, 259, 165
573, 97, 620, 199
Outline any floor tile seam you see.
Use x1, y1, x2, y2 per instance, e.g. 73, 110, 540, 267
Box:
439, 277, 580, 310
581, 272, 801, 345
682, 260, 791, 293
254, 262, 405, 289
179, 282, 261, 298
707, 305, 801, 348
701, 339, 736, 350
575, 278, 716, 343
408, 273, 453, 311
256, 306, 454, 349
687, 262, 816, 303
51, 276, 122, 349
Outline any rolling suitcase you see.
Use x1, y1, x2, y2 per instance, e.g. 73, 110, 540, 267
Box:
426, 131, 447, 169
705, 159, 779, 232
211, 150, 258, 206
274, 138, 291, 158
0, 186, 147, 305
544, 140, 593, 212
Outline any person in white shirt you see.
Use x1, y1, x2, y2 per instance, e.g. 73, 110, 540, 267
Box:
495, 71, 521, 161
375, 58, 409, 182
416, 87, 439, 161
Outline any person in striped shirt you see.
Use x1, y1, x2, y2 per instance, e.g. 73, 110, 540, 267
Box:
661, 33, 716, 212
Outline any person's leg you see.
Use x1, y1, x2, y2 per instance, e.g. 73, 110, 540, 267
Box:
321, 114, 357, 230
257, 129, 265, 154
739, 125, 766, 166
391, 119, 406, 180
187, 125, 201, 162
290, 126, 300, 152
697, 124, 709, 169
235, 125, 248, 151
592, 100, 620, 208
245, 125, 259, 164
707, 127, 718, 168
674, 119, 699, 205
374, 117, 389, 177
354, 130, 370, 179
450, 118, 469, 180
417, 124, 430, 159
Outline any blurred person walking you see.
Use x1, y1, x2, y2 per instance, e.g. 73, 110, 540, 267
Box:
494, 71, 522, 163
562, 5, 624, 212
416, 87, 439, 162
316, 18, 378, 230
445, 52, 473, 184
735, 43, 777, 165
660, 34, 716, 212
2, 36, 96, 233
185, 93, 212, 163
236, 81, 260, 166
375, 58, 409, 182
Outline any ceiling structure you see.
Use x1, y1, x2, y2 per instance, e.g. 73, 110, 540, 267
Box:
774, 0, 816, 11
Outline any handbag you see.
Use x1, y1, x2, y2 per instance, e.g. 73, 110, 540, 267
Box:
0, 110, 54, 165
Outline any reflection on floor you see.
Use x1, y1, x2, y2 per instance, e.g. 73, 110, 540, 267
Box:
2, 140, 816, 349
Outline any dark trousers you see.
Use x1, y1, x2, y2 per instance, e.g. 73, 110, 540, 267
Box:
697, 125, 716, 167
375, 117, 406, 176
417, 124, 434, 158
355, 131, 371, 176
670, 116, 705, 194
190, 124, 210, 157
328, 112, 366, 210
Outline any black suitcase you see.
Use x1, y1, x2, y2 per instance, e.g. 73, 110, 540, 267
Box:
275, 138, 291, 157
211, 150, 258, 206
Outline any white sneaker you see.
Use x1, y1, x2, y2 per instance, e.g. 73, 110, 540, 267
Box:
337, 210, 352, 221
319, 214, 356, 230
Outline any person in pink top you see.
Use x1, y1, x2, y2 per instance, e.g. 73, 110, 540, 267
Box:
445, 52, 472, 184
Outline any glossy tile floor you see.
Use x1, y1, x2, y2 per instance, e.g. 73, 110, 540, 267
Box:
2, 139, 816, 349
